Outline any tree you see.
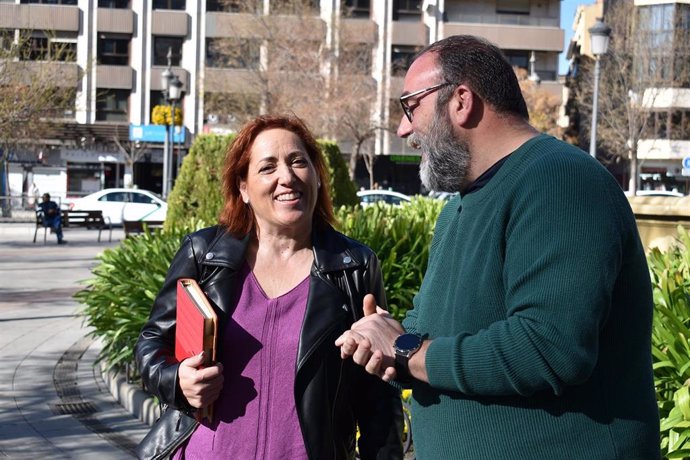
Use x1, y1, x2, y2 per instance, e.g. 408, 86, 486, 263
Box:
0, 30, 79, 216
112, 137, 148, 188
204, 0, 385, 185
515, 68, 562, 138
574, 1, 688, 194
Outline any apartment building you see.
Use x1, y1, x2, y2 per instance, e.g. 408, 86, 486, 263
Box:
0, 0, 563, 199
563, 0, 690, 193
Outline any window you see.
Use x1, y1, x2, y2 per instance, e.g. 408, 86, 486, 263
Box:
391, 45, 419, 77
207, 0, 259, 12
98, 0, 129, 7
270, 0, 319, 15
153, 37, 183, 66
503, 50, 529, 72
496, 0, 530, 15
343, 0, 370, 18
204, 92, 261, 125
20, 37, 76, 62
206, 38, 260, 69
98, 36, 130, 65
393, 0, 421, 20
96, 89, 129, 121
20, 0, 78, 4
153, 0, 185, 10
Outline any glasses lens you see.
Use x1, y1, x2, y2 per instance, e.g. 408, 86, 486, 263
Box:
400, 99, 412, 122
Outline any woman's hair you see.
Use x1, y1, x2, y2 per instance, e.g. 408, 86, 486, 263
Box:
219, 114, 335, 237
417, 35, 529, 120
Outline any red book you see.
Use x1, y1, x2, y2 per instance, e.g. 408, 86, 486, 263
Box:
175, 278, 218, 421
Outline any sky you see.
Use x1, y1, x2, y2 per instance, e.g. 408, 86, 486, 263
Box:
559, 0, 592, 75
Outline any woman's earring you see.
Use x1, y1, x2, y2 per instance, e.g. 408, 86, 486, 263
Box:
317, 181, 321, 188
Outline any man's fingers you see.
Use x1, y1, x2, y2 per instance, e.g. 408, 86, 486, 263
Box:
364, 350, 383, 376
363, 294, 377, 316
352, 338, 373, 366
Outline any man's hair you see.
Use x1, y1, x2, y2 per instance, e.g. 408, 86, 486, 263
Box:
415, 35, 529, 120
218, 114, 335, 237
42, 193, 50, 200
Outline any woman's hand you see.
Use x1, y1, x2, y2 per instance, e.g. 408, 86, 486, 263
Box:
178, 352, 224, 409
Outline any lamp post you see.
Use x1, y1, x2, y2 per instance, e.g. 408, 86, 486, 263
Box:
588, 17, 611, 159
160, 47, 183, 199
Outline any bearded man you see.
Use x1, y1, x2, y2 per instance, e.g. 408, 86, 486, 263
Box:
336, 35, 660, 459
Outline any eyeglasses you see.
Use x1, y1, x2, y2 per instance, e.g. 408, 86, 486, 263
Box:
399, 82, 452, 122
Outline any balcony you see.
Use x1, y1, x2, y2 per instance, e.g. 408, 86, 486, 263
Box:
96, 65, 134, 89
638, 139, 690, 160
97, 8, 135, 34
151, 10, 189, 37
442, 22, 563, 52
2, 61, 79, 88
205, 12, 325, 40
0, 3, 79, 32
150, 66, 190, 91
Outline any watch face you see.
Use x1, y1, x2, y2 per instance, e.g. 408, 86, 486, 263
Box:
395, 333, 422, 352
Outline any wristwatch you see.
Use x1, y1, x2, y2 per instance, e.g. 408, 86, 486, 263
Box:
393, 333, 424, 377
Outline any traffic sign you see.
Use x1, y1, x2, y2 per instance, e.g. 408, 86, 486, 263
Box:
683, 157, 690, 176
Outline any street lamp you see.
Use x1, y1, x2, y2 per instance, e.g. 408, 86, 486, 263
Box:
160, 47, 184, 199
588, 17, 611, 159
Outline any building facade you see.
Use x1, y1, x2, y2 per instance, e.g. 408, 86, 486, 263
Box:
563, 0, 690, 193
0, 0, 563, 201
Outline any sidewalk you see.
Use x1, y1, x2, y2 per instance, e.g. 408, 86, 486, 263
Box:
0, 222, 152, 459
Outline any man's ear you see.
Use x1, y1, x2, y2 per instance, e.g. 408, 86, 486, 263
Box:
448, 84, 475, 127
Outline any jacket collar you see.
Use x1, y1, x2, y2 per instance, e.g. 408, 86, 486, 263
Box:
201, 225, 365, 274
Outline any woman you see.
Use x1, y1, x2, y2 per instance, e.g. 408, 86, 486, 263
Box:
135, 115, 403, 459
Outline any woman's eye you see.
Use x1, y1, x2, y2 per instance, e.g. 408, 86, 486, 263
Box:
293, 158, 308, 166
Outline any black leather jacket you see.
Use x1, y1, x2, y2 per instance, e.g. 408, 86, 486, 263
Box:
135, 225, 403, 460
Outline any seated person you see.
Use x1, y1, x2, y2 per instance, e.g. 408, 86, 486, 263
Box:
38, 193, 66, 245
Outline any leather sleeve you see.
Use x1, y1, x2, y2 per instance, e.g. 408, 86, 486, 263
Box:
351, 251, 405, 460
134, 233, 204, 410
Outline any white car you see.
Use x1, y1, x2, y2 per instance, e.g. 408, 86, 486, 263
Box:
66, 188, 167, 225
357, 189, 412, 206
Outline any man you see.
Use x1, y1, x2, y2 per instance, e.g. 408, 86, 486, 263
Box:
336, 35, 659, 459
38, 193, 66, 245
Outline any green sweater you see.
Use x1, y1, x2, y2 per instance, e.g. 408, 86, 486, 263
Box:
403, 135, 659, 459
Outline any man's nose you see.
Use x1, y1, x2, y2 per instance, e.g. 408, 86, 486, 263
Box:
397, 114, 412, 138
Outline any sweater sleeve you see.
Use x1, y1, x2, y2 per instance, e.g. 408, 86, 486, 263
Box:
425, 153, 631, 397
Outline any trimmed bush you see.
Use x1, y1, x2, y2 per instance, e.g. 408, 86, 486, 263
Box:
165, 134, 232, 230
321, 141, 358, 207
75, 222, 204, 370
335, 197, 444, 321
648, 225, 690, 458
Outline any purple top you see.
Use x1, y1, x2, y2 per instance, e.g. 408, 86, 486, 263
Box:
173, 263, 310, 459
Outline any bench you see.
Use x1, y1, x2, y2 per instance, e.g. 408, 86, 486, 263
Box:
34, 209, 112, 243
34, 210, 69, 244
123, 220, 165, 238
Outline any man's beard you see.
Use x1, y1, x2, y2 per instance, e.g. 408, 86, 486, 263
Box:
410, 108, 470, 193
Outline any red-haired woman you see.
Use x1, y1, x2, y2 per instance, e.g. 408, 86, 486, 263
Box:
135, 115, 403, 460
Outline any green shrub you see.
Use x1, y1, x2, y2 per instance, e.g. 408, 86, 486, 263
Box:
165, 134, 232, 230
335, 197, 444, 321
75, 222, 204, 371
166, 135, 358, 229
648, 225, 690, 458
321, 141, 358, 207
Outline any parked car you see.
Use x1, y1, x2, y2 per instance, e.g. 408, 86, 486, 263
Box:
65, 188, 167, 225
428, 191, 459, 201
357, 189, 412, 206
631, 190, 685, 197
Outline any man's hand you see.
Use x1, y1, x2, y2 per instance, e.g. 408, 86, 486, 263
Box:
178, 352, 224, 409
335, 294, 404, 381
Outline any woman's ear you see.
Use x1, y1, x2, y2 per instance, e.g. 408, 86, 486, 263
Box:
239, 180, 249, 204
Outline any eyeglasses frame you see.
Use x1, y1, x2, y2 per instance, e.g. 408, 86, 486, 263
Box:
399, 82, 452, 122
